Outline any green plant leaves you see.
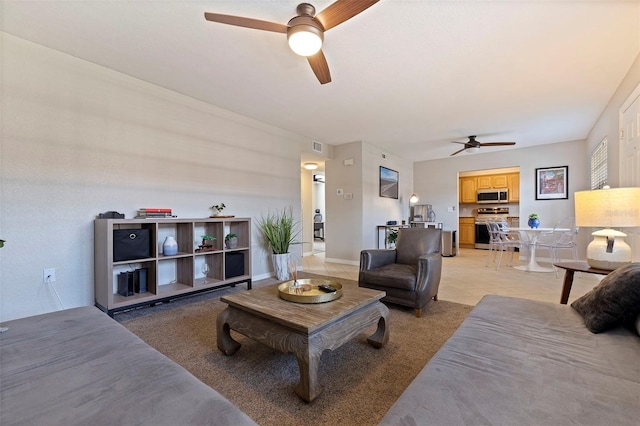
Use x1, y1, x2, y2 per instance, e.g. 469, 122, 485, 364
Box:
257, 206, 301, 254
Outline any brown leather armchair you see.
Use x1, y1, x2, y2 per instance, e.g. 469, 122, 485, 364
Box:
359, 228, 442, 318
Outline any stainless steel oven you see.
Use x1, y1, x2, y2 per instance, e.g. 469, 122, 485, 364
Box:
474, 207, 510, 249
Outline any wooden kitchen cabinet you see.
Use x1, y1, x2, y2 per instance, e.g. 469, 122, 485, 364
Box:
507, 173, 520, 202
459, 177, 477, 203
477, 174, 508, 189
459, 217, 475, 248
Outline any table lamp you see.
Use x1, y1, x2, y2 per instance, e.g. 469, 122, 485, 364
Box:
409, 193, 419, 223
574, 186, 640, 270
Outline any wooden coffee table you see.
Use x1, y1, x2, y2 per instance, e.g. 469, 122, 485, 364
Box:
216, 280, 389, 402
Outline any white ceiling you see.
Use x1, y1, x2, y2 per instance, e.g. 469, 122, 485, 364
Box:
2, 1, 639, 161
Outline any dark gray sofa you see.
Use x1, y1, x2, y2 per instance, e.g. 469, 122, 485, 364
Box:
380, 295, 640, 425
0, 306, 256, 426
4, 294, 639, 425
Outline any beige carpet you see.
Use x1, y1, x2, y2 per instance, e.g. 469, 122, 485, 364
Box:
116, 274, 473, 426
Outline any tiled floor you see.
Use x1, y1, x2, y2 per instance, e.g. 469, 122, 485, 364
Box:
302, 243, 601, 306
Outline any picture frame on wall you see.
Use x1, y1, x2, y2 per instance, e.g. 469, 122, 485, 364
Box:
379, 166, 399, 199
535, 166, 568, 200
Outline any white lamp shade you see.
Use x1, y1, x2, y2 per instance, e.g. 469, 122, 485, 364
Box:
409, 194, 419, 204
575, 187, 640, 270
575, 187, 640, 228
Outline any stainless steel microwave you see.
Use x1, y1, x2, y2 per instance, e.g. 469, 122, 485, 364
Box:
477, 188, 508, 204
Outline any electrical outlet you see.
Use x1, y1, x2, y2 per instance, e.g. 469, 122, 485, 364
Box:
43, 268, 56, 283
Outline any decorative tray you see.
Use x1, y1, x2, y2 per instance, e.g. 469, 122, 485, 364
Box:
277, 279, 343, 304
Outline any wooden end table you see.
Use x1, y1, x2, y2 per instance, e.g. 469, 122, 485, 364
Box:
217, 281, 389, 402
554, 261, 611, 304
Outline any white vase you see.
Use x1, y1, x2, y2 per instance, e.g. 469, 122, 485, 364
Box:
271, 253, 291, 281
163, 236, 178, 256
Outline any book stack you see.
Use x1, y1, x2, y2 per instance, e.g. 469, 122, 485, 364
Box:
136, 208, 174, 218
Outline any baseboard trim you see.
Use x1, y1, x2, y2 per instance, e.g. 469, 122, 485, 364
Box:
323, 257, 359, 267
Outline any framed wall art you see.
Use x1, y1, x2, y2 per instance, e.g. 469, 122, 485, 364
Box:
379, 166, 399, 199
535, 166, 568, 200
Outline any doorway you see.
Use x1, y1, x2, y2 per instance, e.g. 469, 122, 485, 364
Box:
312, 172, 326, 254
301, 157, 326, 256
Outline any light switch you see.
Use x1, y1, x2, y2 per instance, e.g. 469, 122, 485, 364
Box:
344, 193, 353, 200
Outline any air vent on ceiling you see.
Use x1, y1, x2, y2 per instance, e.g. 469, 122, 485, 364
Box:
312, 140, 323, 153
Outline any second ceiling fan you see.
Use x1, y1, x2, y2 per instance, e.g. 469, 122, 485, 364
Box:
204, 1, 379, 84
450, 135, 516, 156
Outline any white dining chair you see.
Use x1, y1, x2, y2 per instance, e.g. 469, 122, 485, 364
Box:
485, 220, 522, 270
536, 216, 579, 277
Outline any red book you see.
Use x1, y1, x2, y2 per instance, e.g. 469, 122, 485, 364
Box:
139, 208, 172, 213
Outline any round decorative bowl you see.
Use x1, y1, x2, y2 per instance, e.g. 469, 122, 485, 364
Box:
277, 279, 343, 304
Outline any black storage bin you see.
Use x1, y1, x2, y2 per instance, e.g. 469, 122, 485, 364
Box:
113, 229, 151, 262
134, 268, 148, 293
225, 253, 245, 279
117, 271, 134, 297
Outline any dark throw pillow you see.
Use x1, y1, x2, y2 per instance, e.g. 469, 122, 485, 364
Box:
571, 262, 640, 333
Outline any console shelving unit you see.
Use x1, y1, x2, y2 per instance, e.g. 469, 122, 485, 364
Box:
94, 217, 251, 316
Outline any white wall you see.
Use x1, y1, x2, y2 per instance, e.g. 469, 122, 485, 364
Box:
325, 141, 412, 263
587, 52, 640, 187
0, 34, 307, 321
413, 140, 591, 255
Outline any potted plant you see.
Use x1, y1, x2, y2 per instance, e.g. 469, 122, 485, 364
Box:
257, 206, 301, 280
210, 203, 226, 217
387, 229, 399, 247
201, 235, 216, 248
225, 233, 238, 249
528, 213, 540, 229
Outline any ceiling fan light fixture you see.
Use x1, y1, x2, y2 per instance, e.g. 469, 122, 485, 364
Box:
287, 17, 324, 56
466, 146, 480, 153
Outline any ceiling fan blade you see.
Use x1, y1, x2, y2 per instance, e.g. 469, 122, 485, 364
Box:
204, 12, 288, 33
478, 142, 516, 147
315, 0, 379, 31
307, 50, 332, 84
450, 147, 467, 156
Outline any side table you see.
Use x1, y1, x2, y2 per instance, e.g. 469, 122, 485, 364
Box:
554, 261, 611, 304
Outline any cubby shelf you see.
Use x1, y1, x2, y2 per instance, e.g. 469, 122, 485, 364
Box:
94, 217, 252, 316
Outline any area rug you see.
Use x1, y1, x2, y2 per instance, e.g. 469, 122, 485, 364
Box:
116, 273, 473, 426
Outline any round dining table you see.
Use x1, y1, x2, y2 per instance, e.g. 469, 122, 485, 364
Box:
509, 227, 569, 272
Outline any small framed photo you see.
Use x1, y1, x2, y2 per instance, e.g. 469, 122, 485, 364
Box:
535, 166, 568, 200
379, 166, 399, 199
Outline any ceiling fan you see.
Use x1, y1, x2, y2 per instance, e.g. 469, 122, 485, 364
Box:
204, 1, 379, 84
450, 135, 516, 156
